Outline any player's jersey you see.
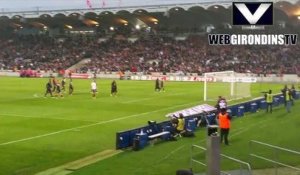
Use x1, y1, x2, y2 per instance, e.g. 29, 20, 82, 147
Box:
62, 79, 66, 86
91, 82, 97, 90
160, 81, 164, 87
52, 78, 57, 85
111, 83, 117, 92
56, 84, 61, 93
155, 79, 160, 89
69, 82, 73, 89
46, 82, 52, 89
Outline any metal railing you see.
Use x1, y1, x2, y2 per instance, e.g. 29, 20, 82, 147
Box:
249, 140, 300, 175
191, 144, 252, 175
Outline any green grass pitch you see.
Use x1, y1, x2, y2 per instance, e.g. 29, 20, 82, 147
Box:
0, 77, 299, 175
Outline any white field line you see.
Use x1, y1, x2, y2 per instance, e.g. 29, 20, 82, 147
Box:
230, 128, 250, 137
198, 117, 273, 145
135, 120, 264, 173
0, 113, 96, 123
151, 145, 187, 166
150, 118, 275, 172
0, 101, 199, 146
149, 128, 251, 171
230, 117, 271, 137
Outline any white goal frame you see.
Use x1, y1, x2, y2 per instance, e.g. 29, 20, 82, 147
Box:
204, 71, 254, 101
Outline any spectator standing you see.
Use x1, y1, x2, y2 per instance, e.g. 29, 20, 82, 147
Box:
217, 108, 231, 145
265, 90, 273, 113
284, 88, 292, 113
291, 85, 296, 105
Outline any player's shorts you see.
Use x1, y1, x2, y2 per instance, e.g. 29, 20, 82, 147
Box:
111, 88, 117, 93
91, 89, 97, 93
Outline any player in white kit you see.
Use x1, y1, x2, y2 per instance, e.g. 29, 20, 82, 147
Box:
91, 80, 97, 99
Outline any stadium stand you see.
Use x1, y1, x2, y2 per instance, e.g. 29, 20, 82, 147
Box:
0, 35, 83, 72
0, 35, 299, 75
0, 0, 299, 78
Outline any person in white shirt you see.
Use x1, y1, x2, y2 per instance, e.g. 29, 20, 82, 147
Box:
91, 80, 97, 98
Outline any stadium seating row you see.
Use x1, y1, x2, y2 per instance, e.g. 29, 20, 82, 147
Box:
1, 36, 299, 75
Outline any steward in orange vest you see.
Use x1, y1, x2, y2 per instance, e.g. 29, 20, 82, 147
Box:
217, 108, 231, 145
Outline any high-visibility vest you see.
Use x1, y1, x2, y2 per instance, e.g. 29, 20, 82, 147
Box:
218, 113, 230, 129
285, 90, 291, 101
177, 118, 185, 131
266, 94, 273, 103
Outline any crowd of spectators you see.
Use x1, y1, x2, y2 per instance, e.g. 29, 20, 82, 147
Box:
0, 34, 299, 75
0, 35, 84, 72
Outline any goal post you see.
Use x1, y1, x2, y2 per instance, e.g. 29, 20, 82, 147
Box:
204, 71, 255, 101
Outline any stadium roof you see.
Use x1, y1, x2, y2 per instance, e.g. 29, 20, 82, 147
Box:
0, 0, 299, 18
0, 0, 299, 32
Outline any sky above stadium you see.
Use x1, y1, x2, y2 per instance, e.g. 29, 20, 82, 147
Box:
0, 0, 205, 12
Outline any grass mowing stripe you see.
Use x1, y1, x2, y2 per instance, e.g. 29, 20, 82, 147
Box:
198, 116, 272, 145
159, 145, 186, 161
0, 113, 97, 122
36, 149, 123, 175
0, 101, 200, 146
0, 78, 291, 175
132, 123, 258, 175
133, 145, 187, 174
122, 92, 187, 104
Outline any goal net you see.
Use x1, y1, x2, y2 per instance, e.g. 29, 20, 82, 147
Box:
204, 71, 255, 101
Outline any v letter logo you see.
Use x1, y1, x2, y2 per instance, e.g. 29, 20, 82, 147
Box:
234, 3, 271, 25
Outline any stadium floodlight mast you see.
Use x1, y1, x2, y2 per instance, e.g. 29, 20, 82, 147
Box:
204, 71, 254, 101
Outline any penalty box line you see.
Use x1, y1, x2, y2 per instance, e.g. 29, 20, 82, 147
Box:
0, 101, 199, 146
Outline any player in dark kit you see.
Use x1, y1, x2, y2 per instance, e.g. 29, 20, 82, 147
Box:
68, 71, 72, 79
111, 80, 118, 97
55, 83, 63, 98
69, 80, 74, 95
281, 85, 288, 106
155, 78, 160, 92
160, 79, 165, 92
52, 77, 57, 92
61, 78, 66, 91
44, 79, 53, 97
